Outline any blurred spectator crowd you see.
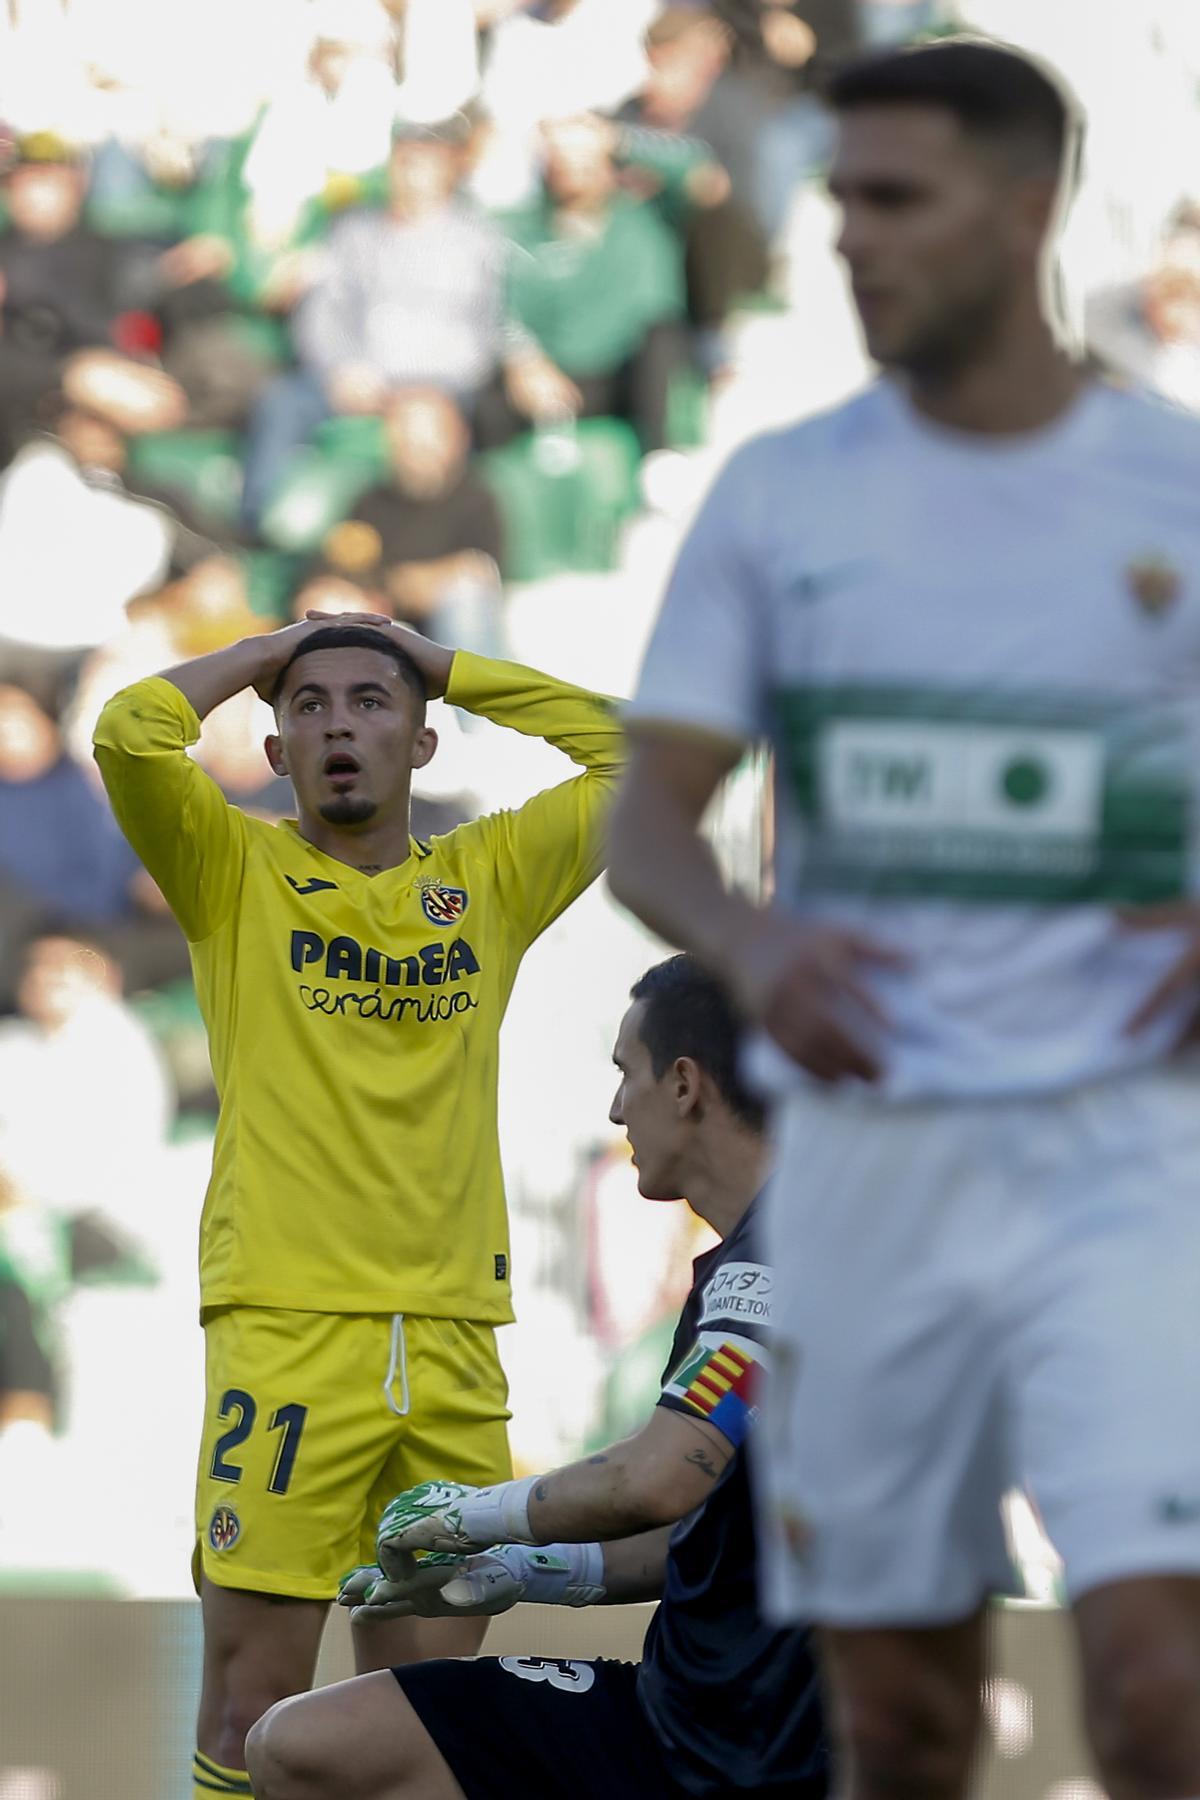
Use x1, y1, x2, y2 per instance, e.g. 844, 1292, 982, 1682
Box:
2, 0, 1199, 1592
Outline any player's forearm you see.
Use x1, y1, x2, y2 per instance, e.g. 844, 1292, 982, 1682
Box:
444, 653, 624, 773
157, 637, 275, 723
425, 1441, 693, 1547
93, 676, 245, 939
525, 1418, 729, 1544
379, 1413, 731, 1572
597, 1526, 671, 1603
608, 775, 761, 982
525, 1443, 678, 1542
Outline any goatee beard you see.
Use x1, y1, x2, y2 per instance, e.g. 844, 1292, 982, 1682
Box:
318, 795, 377, 825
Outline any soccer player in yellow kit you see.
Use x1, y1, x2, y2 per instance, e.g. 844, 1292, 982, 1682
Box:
93, 610, 623, 1800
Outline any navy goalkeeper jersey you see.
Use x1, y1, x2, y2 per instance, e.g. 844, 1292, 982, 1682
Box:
637, 1198, 829, 1796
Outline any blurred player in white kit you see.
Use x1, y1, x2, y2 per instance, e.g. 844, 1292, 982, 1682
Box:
610, 36, 1200, 1800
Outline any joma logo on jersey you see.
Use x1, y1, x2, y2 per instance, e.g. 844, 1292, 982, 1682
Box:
290, 930, 481, 987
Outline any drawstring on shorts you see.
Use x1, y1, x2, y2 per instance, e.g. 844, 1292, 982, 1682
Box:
384, 1314, 411, 1417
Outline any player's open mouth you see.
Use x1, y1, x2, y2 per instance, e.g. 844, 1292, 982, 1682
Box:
324, 753, 361, 785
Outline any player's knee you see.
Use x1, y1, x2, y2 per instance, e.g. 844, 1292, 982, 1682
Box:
245, 1695, 331, 1799
840, 1682, 976, 1799
1085, 1635, 1200, 1788
243, 1703, 284, 1797
211, 1679, 300, 1776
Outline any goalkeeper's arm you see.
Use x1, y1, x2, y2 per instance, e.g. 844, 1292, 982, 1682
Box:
597, 1524, 672, 1602
377, 1403, 734, 1570
522, 1405, 735, 1541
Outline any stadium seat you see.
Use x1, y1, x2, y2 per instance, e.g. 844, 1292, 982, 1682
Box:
85, 184, 190, 240
240, 546, 301, 620
480, 418, 642, 581
666, 363, 709, 450
259, 414, 387, 553
132, 978, 216, 1115
587, 1313, 680, 1449
127, 429, 244, 526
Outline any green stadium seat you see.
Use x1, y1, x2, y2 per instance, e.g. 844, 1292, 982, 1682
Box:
239, 546, 301, 620
258, 410, 646, 575
132, 979, 215, 1112
127, 429, 244, 526
666, 363, 709, 451
259, 414, 387, 553
85, 186, 190, 240
480, 418, 642, 582
586, 1313, 680, 1449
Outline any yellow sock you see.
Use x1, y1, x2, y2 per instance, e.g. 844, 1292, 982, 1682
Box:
193, 1749, 254, 1796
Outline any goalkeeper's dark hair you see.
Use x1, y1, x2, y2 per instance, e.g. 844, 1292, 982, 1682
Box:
631, 954, 764, 1132
825, 37, 1080, 184
272, 625, 427, 716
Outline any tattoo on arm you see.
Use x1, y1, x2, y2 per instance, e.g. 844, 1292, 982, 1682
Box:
587, 1454, 610, 1466
683, 1447, 722, 1481
534, 1480, 548, 1502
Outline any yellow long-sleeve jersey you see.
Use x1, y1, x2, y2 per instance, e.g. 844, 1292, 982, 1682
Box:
94, 652, 624, 1322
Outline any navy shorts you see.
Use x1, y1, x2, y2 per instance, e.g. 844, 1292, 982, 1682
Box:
394, 1655, 696, 1800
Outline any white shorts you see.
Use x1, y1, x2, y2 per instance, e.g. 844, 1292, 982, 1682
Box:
757, 1060, 1200, 1628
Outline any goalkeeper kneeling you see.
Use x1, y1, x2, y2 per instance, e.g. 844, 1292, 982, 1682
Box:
246, 957, 829, 1800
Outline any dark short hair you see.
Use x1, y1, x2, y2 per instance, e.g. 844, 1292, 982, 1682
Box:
630, 954, 764, 1132
826, 37, 1078, 180
272, 625, 427, 714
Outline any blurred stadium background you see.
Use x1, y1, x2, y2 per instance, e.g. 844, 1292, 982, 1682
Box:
0, 1, 1197, 1792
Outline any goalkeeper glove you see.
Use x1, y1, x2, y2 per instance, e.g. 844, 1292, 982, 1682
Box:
376, 1475, 540, 1577
339, 1542, 606, 1622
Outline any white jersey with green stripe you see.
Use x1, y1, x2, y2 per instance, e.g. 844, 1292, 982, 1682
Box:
631, 378, 1200, 1098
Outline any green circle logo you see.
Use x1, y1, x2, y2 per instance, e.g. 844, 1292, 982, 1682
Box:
1001, 755, 1051, 808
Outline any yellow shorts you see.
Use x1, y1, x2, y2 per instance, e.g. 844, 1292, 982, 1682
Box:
194, 1308, 512, 1600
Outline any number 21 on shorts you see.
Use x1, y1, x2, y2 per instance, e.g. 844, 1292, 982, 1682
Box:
210, 1387, 309, 1495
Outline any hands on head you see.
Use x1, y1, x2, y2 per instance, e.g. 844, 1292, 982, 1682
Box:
251, 610, 454, 705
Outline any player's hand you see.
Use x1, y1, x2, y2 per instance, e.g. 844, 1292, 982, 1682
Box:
341, 1551, 524, 1621
378, 1475, 541, 1576
343, 1542, 606, 1622
337, 1558, 468, 1620
301, 611, 455, 700
377, 1480, 487, 1574
1118, 900, 1200, 1036
249, 612, 394, 704
729, 912, 907, 1084
338, 1562, 396, 1609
